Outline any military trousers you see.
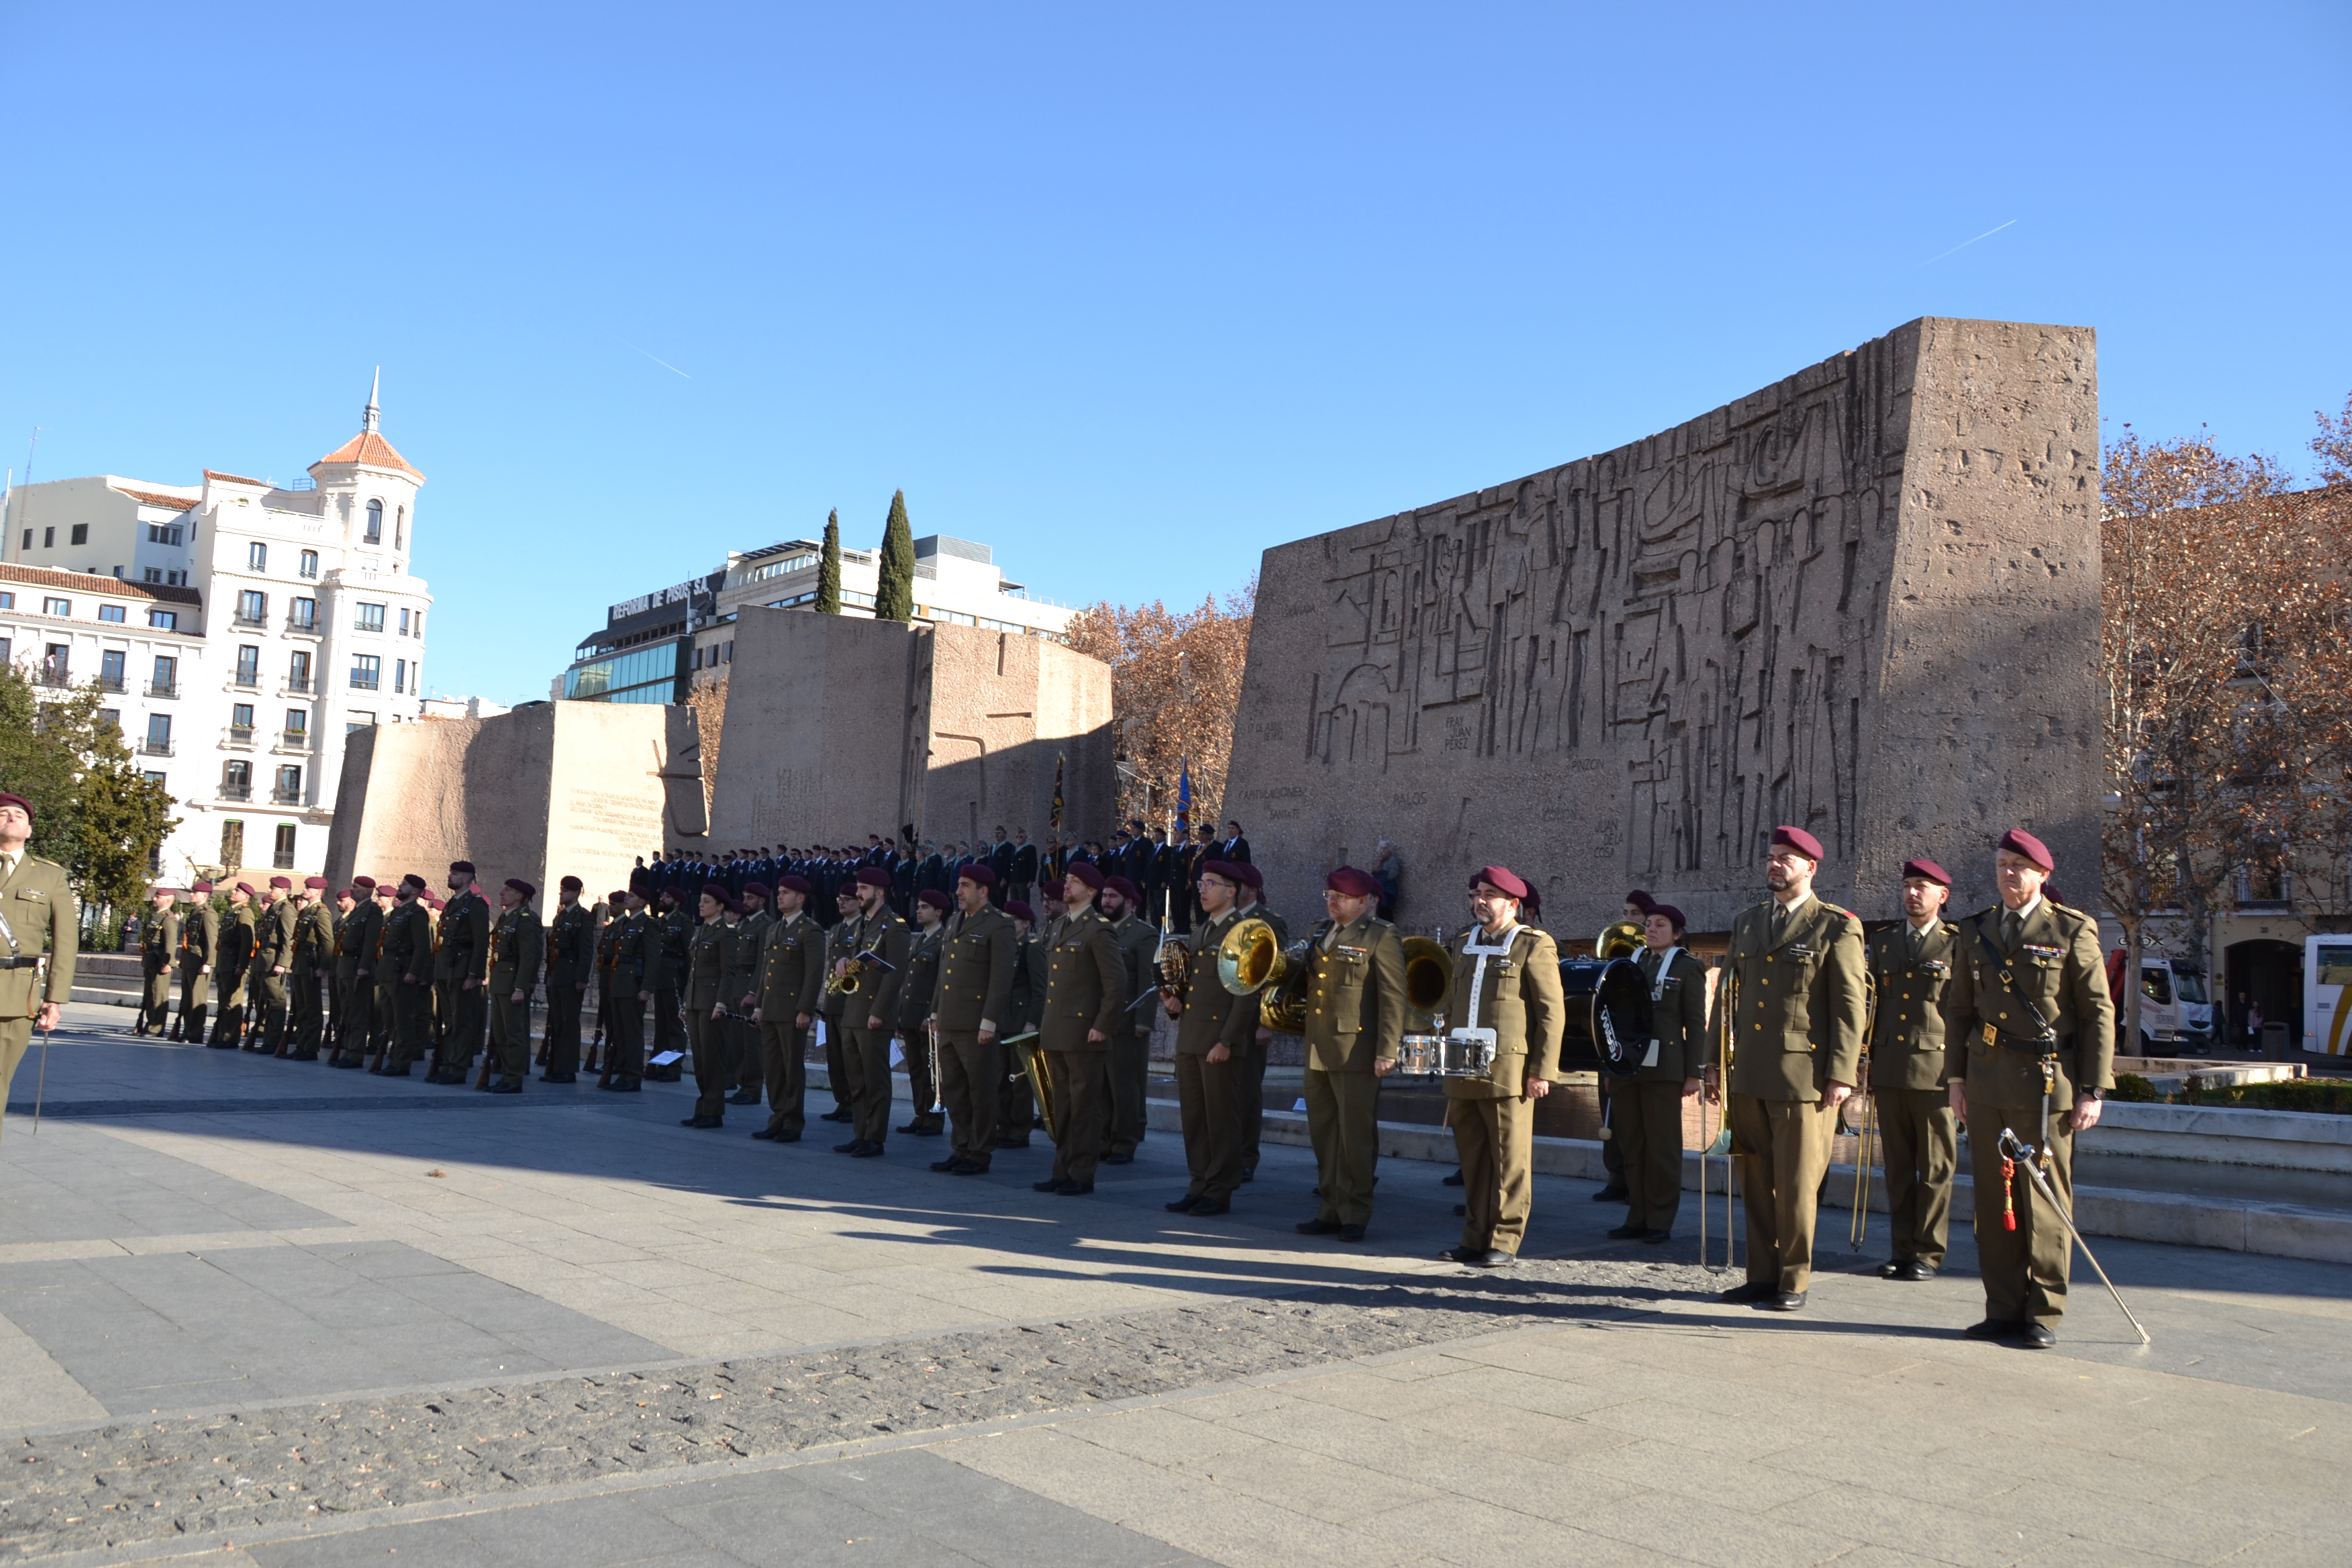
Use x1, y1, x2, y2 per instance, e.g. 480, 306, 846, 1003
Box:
140, 966, 172, 1032
1728, 1093, 1837, 1292
937, 1028, 997, 1166
1105, 1027, 1149, 1156
208, 988, 247, 1048
900, 1028, 940, 1126
1965, 1092, 2076, 1326
758, 1017, 808, 1135
842, 1024, 895, 1145
544, 968, 586, 1077
174, 963, 210, 1041
1877, 1086, 1957, 1268
998, 1045, 1036, 1144
1305, 1067, 1381, 1228
687, 1007, 734, 1122
250, 972, 289, 1054
819, 1013, 851, 1111
1, 1015, 38, 1146
1047, 1048, 1111, 1186
487, 981, 532, 1084
735, 1005, 764, 1093
603, 991, 645, 1084
434, 983, 485, 1077
1450, 1090, 1535, 1254
1174, 1048, 1245, 1203
370, 980, 395, 1056
1237, 1034, 1270, 1172
388, 980, 432, 1071
1614, 1079, 1689, 1233
455, 982, 489, 1061
333, 973, 372, 1063
1599, 1078, 1627, 1186
288, 968, 325, 1056
651, 987, 685, 1074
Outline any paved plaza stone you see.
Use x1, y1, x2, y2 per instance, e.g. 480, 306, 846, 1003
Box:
5, 1002, 2352, 1566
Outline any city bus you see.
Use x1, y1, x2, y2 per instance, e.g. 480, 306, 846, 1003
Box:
2308, 935, 2352, 1056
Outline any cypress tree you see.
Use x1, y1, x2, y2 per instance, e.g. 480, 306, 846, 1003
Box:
875, 489, 916, 621
817, 509, 843, 614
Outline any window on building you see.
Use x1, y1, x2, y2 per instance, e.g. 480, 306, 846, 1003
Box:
223, 760, 250, 798
220, 819, 244, 868
397, 606, 411, 636
275, 766, 303, 803
39, 643, 67, 683
290, 596, 316, 630
364, 500, 382, 544
298, 549, 318, 579
20, 529, 31, 549
272, 822, 297, 868
144, 713, 172, 755
231, 703, 255, 737
288, 649, 311, 691
355, 602, 385, 633
351, 653, 380, 691
96, 708, 120, 732
247, 541, 267, 571
394, 505, 406, 550
283, 708, 308, 745
69, 523, 88, 545
150, 655, 176, 696
148, 608, 176, 630
99, 649, 125, 690
98, 603, 125, 623
236, 589, 267, 624
42, 527, 54, 548
42, 595, 69, 617
393, 658, 407, 694
166, 570, 185, 587
414, 610, 423, 638
0, 591, 12, 608
146, 523, 182, 545
234, 645, 261, 686
0, 636, 12, 664
143, 568, 161, 584
347, 710, 376, 732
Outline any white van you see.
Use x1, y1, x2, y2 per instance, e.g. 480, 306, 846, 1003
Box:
2109, 953, 2215, 1051
2308, 936, 2352, 1056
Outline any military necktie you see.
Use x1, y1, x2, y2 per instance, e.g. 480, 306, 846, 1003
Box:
1771, 901, 1789, 942
2001, 910, 2021, 951
1907, 924, 1923, 962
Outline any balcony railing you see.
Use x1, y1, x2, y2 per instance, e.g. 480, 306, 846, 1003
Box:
231, 673, 259, 689
95, 675, 125, 693
271, 786, 304, 804
140, 739, 174, 757
288, 615, 317, 632
146, 681, 179, 699
280, 730, 311, 749
228, 724, 255, 743
232, 612, 267, 627
287, 676, 312, 693
35, 666, 71, 688
218, 783, 250, 801
350, 675, 381, 691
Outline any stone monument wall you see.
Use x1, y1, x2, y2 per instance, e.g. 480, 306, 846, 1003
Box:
1223, 316, 2100, 936
708, 609, 1115, 851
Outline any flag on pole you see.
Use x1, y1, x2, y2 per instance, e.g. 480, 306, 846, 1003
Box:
1051, 752, 1065, 833
1176, 757, 1192, 836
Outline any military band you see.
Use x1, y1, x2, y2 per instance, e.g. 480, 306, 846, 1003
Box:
1294, 866, 1407, 1243
1032, 862, 1125, 1196
1163, 862, 1254, 1215
1867, 859, 1961, 1280
930, 864, 1015, 1173
1610, 901, 1706, 1243
751, 875, 825, 1139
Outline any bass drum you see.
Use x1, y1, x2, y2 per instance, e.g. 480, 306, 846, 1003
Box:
1591, 957, 1655, 1077
1557, 959, 1605, 1069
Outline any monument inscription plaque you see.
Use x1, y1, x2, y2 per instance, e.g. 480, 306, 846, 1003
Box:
1224, 317, 2100, 934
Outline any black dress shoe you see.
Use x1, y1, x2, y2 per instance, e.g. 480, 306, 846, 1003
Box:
681, 1115, 722, 1129
1056, 1180, 1093, 1195
1165, 1194, 1203, 1213
930, 1156, 963, 1171
900, 1120, 944, 1137
1591, 1186, 1629, 1203
1965, 1318, 2025, 1341
1337, 1224, 1368, 1243
1189, 1199, 1230, 1216
1471, 1249, 1516, 1268
820, 1107, 853, 1123
1641, 1229, 1673, 1244
949, 1160, 987, 1175
834, 1139, 867, 1154
1720, 1281, 1776, 1305
1296, 1218, 1343, 1235
849, 1142, 885, 1158
1100, 1151, 1134, 1165
994, 1136, 1032, 1149
1894, 1260, 1936, 1282
1761, 1291, 1807, 1311
542, 1071, 577, 1083
1876, 1260, 1906, 1279
1239, 1166, 1255, 1183
1032, 1178, 1065, 1192
1442, 1169, 1465, 1186
1453, 1203, 1467, 1216
1606, 1223, 1648, 1240
2021, 1322, 2057, 1348
770, 1130, 798, 1141
753, 1129, 779, 1141
608, 1079, 642, 1093
729, 1089, 762, 1106
488, 1081, 522, 1095
1442, 1245, 1485, 1265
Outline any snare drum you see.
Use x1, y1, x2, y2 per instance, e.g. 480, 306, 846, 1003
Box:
1396, 1033, 1443, 1077
1439, 1030, 1495, 1078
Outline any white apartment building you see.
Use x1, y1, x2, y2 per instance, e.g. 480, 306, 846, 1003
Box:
2, 378, 434, 881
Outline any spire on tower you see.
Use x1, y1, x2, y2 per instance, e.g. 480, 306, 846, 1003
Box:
362, 367, 381, 434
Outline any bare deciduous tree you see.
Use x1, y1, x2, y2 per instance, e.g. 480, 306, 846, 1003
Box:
1063, 580, 1255, 834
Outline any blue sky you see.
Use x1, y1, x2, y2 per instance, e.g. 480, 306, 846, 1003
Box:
1, 3, 2344, 706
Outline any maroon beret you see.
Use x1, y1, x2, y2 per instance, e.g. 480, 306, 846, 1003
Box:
234, 881, 257, 896
559, 875, 583, 892
505, 878, 535, 899
1468, 864, 1529, 900
450, 860, 475, 876
268, 875, 292, 889
700, 882, 732, 903
1197, 860, 1238, 884
1005, 900, 1036, 923
338, 888, 357, 900
1105, 875, 1143, 904
0, 791, 31, 827
610, 890, 630, 906
1901, 858, 1953, 887
1065, 862, 1106, 891
917, 887, 951, 912
1624, 889, 1656, 913
1327, 866, 1382, 898
1997, 829, 2054, 871
1227, 862, 1264, 891
401, 873, 428, 891
304, 875, 329, 889
836, 883, 860, 900
1771, 825, 1825, 862
777, 874, 814, 896
351, 875, 376, 890
191, 879, 214, 893
957, 863, 999, 888
1649, 903, 1688, 932
740, 881, 769, 900
855, 866, 893, 889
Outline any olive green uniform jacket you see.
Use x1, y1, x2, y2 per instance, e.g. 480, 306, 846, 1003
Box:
1634, 945, 1712, 1083
934, 906, 1017, 1033
0, 851, 76, 1017
1437, 923, 1565, 1098
1039, 905, 1126, 1052
1867, 919, 1959, 1092
215, 907, 257, 1004
1173, 908, 1258, 1056
1942, 900, 2116, 1105
1714, 895, 1866, 1101
1298, 915, 1407, 1073
898, 921, 947, 1034
434, 887, 491, 986
489, 905, 544, 994
1107, 913, 1159, 1039
757, 911, 826, 1019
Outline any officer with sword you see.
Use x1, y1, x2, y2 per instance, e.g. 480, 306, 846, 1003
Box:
0, 792, 77, 1141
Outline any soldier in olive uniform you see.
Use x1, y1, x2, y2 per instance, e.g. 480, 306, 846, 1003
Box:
377, 875, 436, 1075
431, 862, 491, 1083
1163, 861, 1257, 1215
681, 885, 736, 1126
1433, 866, 1563, 1264
1032, 864, 1126, 1195
1592, 889, 1661, 1205
1098, 875, 1158, 1164
1228, 864, 1286, 1181
136, 885, 178, 1036
543, 876, 594, 1081
0, 793, 76, 1131
894, 888, 951, 1136
648, 887, 688, 1080
1712, 826, 1867, 1312
815, 885, 862, 1122
728, 883, 772, 1102
598, 889, 653, 1091
751, 875, 826, 1139
832, 867, 911, 1155
325, 886, 356, 1047
1867, 858, 1963, 1280
248, 876, 297, 1054
930, 866, 1016, 1174
996, 899, 1042, 1147
365, 879, 401, 1064
331, 877, 383, 1067
483, 878, 544, 1093
1605, 902, 1709, 1243
1947, 830, 2116, 1348
209, 883, 259, 1048
172, 881, 218, 1042
1292, 867, 1409, 1242
288, 877, 335, 1058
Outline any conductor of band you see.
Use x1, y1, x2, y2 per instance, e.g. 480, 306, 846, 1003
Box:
1437, 865, 1564, 1267
1714, 825, 1866, 1311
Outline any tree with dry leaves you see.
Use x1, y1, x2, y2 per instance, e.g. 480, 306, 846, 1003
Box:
685, 673, 727, 831
1063, 580, 1255, 835
2102, 421, 2352, 1051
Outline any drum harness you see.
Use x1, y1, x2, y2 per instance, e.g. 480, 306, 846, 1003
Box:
1449, 923, 1516, 1066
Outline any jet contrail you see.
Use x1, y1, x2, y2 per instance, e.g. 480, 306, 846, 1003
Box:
1918, 218, 2017, 268
612, 335, 691, 378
